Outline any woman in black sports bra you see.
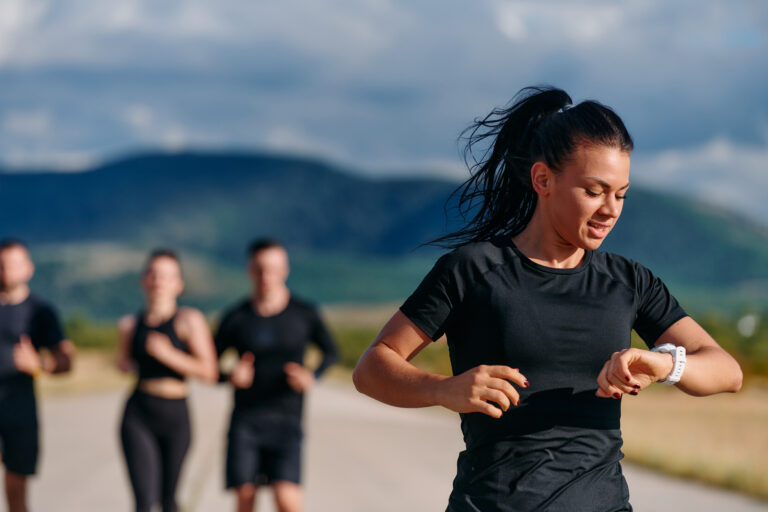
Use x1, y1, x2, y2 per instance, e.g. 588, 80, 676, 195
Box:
116, 249, 218, 512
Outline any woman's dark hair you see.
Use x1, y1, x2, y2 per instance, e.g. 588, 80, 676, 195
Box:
143, 248, 181, 275
432, 86, 634, 248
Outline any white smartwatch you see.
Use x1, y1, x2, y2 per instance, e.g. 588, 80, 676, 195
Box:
650, 343, 686, 385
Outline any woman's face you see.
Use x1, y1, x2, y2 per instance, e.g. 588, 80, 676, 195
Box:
543, 144, 631, 251
142, 256, 184, 302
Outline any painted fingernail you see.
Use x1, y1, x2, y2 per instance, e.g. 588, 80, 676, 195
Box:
523, 380, 530, 387
625, 376, 630, 382
613, 392, 622, 399
633, 384, 640, 389
630, 390, 639, 396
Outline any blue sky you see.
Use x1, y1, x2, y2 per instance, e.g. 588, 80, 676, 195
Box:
1, 1, 767, 224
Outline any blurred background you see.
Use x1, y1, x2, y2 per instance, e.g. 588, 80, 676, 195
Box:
1, 0, 767, 509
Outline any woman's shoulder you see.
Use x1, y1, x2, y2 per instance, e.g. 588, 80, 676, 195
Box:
176, 306, 205, 321
591, 250, 661, 288
117, 314, 138, 334
436, 236, 512, 273
593, 250, 651, 270
175, 306, 209, 332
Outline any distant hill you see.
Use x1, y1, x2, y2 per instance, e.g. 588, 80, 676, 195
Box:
2, 150, 767, 318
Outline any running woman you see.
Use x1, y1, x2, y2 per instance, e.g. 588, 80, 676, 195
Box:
0, 239, 74, 512
116, 249, 218, 512
353, 86, 743, 511
215, 238, 339, 512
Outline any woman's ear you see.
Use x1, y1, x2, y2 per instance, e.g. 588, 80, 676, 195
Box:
530, 161, 552, 197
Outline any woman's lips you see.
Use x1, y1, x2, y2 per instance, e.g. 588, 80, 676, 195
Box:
587, 220, 612, 238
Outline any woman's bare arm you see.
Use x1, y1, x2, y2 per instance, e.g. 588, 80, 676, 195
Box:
353, 311, 528, 418
145, 307, 218, 383
596, 316, 742, 398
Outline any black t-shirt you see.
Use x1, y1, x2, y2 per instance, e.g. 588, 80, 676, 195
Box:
215, 296, 339, 423
400, 236, 687, 511
0, 294, 65, 395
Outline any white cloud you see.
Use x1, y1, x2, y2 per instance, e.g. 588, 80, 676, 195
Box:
118, 104, 189, 151
160, 126, 188, 151
0, 0, 47, 66
2, 149, 96, 171
264, 126, 350, 163
0, 0, 411, 69
0, 0, 766, 228
491, 0, 626, 44
1, 109, 52, 137
633, 138, 768, 223
120, 103, 155, 132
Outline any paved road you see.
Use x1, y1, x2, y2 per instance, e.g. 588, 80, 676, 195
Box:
27, 381, 768, 511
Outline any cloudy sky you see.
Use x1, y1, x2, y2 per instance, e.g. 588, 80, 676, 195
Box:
1, 0, 767, 223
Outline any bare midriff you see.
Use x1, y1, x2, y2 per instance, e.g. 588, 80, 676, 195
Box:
138, 377, 188, 399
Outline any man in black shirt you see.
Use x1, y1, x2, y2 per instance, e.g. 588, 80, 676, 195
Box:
216, 239, 338, 512
0, 239, 74, 512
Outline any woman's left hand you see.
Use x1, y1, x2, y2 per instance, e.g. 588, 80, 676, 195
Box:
596, 348, 673, 398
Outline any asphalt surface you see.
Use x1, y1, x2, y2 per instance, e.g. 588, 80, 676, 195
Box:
26, 381, 768, 512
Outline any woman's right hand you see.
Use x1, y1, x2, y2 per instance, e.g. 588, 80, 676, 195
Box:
435, 365, 529, 418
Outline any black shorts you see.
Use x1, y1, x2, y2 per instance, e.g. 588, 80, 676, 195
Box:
225, 410, 303, 488
0, 388, 39, 476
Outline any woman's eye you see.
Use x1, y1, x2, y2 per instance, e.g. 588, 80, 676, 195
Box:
616, 194, 627, 200
585, 189, 601, 197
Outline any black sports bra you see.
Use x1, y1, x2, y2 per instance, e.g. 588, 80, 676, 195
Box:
130, 312, 189, 381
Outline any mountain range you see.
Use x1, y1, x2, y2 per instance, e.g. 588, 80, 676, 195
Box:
2, 151, 766, 319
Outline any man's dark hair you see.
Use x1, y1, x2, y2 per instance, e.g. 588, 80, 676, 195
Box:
247, 238, 284, 257
0, 238, 29, 252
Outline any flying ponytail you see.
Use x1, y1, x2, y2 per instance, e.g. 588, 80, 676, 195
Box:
431, 86, 633, 248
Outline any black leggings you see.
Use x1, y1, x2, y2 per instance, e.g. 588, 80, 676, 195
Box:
120, 389, 191, 512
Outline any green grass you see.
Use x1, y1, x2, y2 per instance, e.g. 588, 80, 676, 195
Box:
65, 315, 119, 350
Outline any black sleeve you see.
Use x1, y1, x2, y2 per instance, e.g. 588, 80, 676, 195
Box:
399, 252, 464, 341
0, 346, 18, 378
214, 310, 237, 356
30, 304, 65, 350
310, 309, 339, 379
214, 310, 237, 383
633, 264, 688, 347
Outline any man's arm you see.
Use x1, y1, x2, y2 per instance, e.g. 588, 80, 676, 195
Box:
310, 310, 339, 379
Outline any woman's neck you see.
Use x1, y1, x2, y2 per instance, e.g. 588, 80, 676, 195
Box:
144, 298, 178, 324
512, 212, 585, 269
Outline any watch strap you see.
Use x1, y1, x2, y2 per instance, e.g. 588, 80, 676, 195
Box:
651, 343, 686, 385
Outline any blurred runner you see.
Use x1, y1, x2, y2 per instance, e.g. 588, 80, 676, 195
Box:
216, 239, 339, 512
116, 249, 218, 512
0, 239, 74, 512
